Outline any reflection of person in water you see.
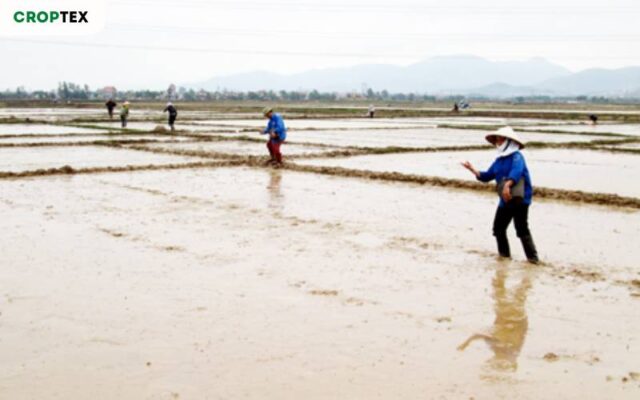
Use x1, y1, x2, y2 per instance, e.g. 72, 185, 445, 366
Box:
457, 266, 532, 372
267, 170, 284, 214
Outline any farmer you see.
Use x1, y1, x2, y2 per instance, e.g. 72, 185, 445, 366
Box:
163, 102, 178, 131
260, 107, 287, 167
589, 114, 598, 125
461, 127, 539, 264
120, 101, 130, 128
368, 104, 376, 118
105, 98, 117, 119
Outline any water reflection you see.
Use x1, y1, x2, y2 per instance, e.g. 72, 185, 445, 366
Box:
458, 265, 533, 372
267, 170, 284, 213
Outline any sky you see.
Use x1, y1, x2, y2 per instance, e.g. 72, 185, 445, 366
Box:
1, 0, 639, 90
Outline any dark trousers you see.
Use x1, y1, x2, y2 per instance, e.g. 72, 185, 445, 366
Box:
267, 140, 283, 163
169, 115, 176, 130
492, 203, 538, 261
120, 115, 127, 128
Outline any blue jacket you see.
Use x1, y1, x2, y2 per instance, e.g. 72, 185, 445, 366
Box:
477, 151, 533, 207
262, 113, 287, 143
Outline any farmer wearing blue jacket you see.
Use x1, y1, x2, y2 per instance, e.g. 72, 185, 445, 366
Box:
461, 127, 539, 264
260, 107, 287, 167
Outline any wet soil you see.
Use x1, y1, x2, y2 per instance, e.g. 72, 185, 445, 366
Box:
0, 168, 638, 399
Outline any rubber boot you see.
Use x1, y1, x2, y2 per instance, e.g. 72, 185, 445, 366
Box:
520, 235, 539, 264
496, 234, 510, 258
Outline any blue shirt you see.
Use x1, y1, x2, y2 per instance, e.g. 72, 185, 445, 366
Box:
262, 113, 287, 143
477, 151, 533, 207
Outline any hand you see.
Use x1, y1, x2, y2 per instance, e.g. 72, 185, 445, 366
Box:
270, 132, 277, 139
461, 161, 479, 178
502, 181, 513, 202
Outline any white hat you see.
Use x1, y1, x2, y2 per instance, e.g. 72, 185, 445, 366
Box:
485, 126, 525, 148
166, 102, 173, 106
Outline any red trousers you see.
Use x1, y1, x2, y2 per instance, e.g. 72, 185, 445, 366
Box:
267, 140, 283, 163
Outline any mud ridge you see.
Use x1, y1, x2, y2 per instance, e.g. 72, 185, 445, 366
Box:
0, 160, 244, 180
283, 163, 640, 209
123, 143, 247, 161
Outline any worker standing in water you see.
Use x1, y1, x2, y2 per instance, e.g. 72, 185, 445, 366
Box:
461, 127, 539, 264
120, 101, 130, 128
259, 107, 287, 167
368, 104, 376, 118
163, 102, 178, 131
105, 99, 117, 119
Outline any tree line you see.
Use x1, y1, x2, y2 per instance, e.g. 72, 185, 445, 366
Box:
0, 82, 629, 104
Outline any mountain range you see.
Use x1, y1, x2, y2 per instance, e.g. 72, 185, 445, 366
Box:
187, 55, 640, 97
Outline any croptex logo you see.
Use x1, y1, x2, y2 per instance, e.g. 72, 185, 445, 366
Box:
13, 10, 90, 24
0, 0, 105, 36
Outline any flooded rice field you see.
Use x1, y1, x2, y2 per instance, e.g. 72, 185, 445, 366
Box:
191, 118, 438, 130
0, 134, 193, 145
1, 168, 638, 399
279, 128, 611, 148
88, 121, 237, 133
0, 107, 638, 399
140, 140, 334, 157
298, 148, 640, 198
392, 116, 577, 127
0, 124, 110, 135
522, 123, 640, 136
0, 146, 204, 173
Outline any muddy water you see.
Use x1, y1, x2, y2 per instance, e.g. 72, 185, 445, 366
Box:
280, 128, 611, 148
0, 124, 109, 135
192, 118, 438, 130
0, 146, 204, 173
396, 117, 576, 127
0, 135, 193, 145
0, 168, 638, 399
298, 148, 640, 198
0, 108, 103, 119
141, 140, 333, 156
522, 124, 640, 136
88, 121, 234, 133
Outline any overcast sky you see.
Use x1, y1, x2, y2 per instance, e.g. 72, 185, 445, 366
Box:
1, 0, 639, 90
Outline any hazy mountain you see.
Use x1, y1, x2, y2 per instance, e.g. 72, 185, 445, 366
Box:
537, 67, 640, 96
187, 55, 640, 97
189, 55, 570, 93
465, 82, 546, 98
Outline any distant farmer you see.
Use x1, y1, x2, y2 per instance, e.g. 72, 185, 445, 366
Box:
461, 127, 539, 264
452, 103, 460, 113
120, 101, 130, 128
368, 104, 376, 118
589, 114, 598, 125
105, 99, 117, 119
260, 107, 287, 167
163, 102, 178, 131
